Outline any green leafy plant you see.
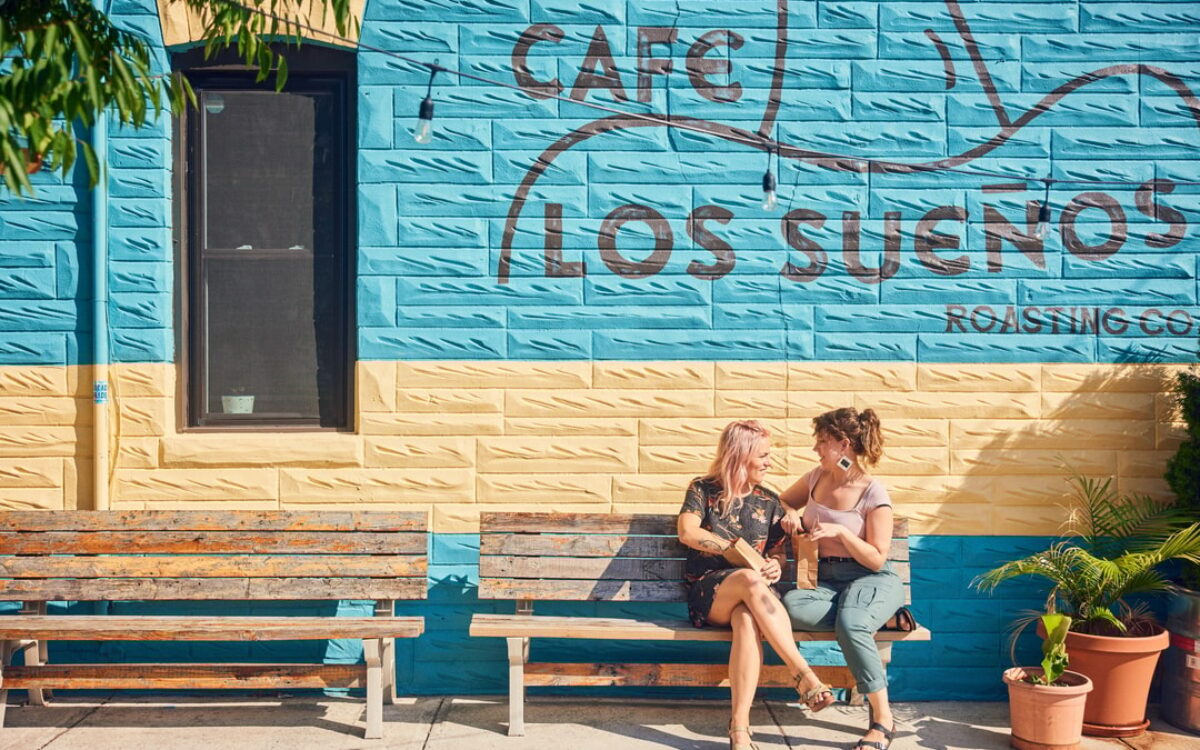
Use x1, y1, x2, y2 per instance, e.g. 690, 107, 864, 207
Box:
974, 471, 1200, 637
1165, 369, 1200, 589
1036, 612, 1072, 685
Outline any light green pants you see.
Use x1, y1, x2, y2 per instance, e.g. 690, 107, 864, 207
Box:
781, 560, 904, 695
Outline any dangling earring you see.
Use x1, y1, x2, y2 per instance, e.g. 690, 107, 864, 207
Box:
837, 454, 853, 471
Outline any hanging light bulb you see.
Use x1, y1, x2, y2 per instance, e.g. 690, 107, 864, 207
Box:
1033, 180, 1052, 240
414, 64, 440, 144
761, 167, 777, 211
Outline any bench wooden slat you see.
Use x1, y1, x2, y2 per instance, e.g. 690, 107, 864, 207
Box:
0, 511, 426, 532
482, 557, 909, 584
2, 664, 367, 690
0, 577, 425, 601
479, 534, 909, 561
0, 531, 426, 555
479, 578, 685, 601
0, 555, 425, 579
481, 512, 909, 537
522, 662, 854, 690
469, 613, 932, 642
0, 615, 425, 641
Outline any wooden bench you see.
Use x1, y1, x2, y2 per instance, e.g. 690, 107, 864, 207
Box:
0, 510, 428, 739
469, 512, 931, 736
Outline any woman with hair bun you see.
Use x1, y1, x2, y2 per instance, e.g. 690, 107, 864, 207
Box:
678, 419, 834, 750
780, 407, 905, 750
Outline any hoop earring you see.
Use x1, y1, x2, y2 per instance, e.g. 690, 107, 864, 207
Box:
836, 455, 853, 471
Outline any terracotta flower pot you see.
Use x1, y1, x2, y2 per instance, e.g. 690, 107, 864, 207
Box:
1063, 626, 1169, 737
1004, 667, 1093, 750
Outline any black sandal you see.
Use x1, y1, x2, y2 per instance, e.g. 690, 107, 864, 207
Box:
882, 607, 917, 632
853, 721, 894, 750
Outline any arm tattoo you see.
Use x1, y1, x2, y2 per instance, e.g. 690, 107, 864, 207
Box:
698, 539, 725, 554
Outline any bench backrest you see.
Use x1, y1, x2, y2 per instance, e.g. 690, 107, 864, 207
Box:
478, 512, 910, 604
0, 511, 427, 602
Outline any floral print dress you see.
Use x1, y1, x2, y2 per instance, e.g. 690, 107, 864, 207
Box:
679, 477, 789, 627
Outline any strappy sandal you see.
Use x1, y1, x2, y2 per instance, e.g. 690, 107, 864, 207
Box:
853, 720, 895, 750
793, 671, 836, 712
882, 607, 917, 632
727, 720, 760, 750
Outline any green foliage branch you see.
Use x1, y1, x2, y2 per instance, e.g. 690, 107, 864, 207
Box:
1165, 370, 1200, 589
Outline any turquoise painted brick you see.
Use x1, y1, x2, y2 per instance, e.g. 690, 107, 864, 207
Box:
628, 1, 813, 29
508, 305, 711, 329
950, 127, 1050, 159
908, 535, 962, 567
893, 252, 1057, 280
1053, 159, 1153, 185
882, 3, 1075, 33
930, 597, 1036, 633
720, 275, 879, 305
492, 118, 671, 151
786, 329, 815, 359
960, 536, 1054, 568
109, 293, 169, 329
1098, 336, 1198, 362
495, 150, 586, 185
911, 565, 961, 595
1062, 253, 1192, 280
0, 185, 80, 208
815, 332, 917, 360
817, 305, 952, 333
1023, 33, 1200, 62
110, 327, 171, 363
668, 88, 851, 122
508, 329, 591, 358
1141, 96, 1200, 128
714, 305, 785, 329
868, 188, 969, 219
392, 118, 492, 151
819, 2, 877, 29
108, 169, 169, 199
109, 138, 166, 170
396, 184, 586, 217
1158, 161, 1200, 192
585, 276, 711, 306
780, 121, 947, 158
431, 534, 479, 565
397, 276, 584, 306
55, 242, 85, 300
889, 666, 1003, 700
1081, 5, 1200, 32
532, 0, 623, 25
459, 24, 626, 57
109, 228, 170, 262
359, 22, 458, 52
361, 149, 493, 184
918, 334, 1096, 363
0, 242, 54, 267
0, 268, 56, 300
394, 84, 556, 119
490, 216, 630, 252
948, 94, 1138, 128
593, 329, 786, 360
110, 262, 170, 294
695, 185, 868, 218
363, 245, 487, 277
743, 60, 851, 90
396, 216, 488, 249
359, 52, 456, 86
0, 212, 78, 241
109, 198, 168, 229
358, 86, 394, 150
1021, 278, 1194, 305
887, 633, 999, 668
397, 306, 505, 328
852, 93, 944, 122
0, 302, 76, 331
872, 158, 1040, 189
879, 32, 1019, 61
359, 326, 506, 359
880, 278, 1017, 304
853, 60, 1020, 93
783, 30, 876, 59
369, 0, 528, 24
358, 276, 397, 327
588, 153, 863, 187
358, 185, 398, 246
1021, 62, 1138, 93
589, 183, 692, 218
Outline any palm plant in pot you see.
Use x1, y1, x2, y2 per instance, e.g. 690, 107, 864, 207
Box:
1164, 369, 1200, 733
974, 471, 1200, 738
1002, 611, 1093, 750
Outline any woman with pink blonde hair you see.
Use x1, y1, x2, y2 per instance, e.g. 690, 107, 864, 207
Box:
678, 420, 834, 750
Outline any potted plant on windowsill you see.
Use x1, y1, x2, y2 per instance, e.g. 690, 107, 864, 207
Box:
1002, 611, 1092, 750
974, 471, 1200, 738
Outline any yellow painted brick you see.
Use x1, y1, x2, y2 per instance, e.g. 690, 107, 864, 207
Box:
118, 398, 170, 437
612, 474, 698, 503
0, 458, 62, 487
504, 418, 638, 437
112, 364, 172, 398
357, 361, 395, 412
506, 390, 714, 418
396, 361, 590, 389
785, 394, 863, 421
1157, 422, 1187, 450
787, 363, 916, 391
279, 468, 472, 503
1156, 393, 1180, 423
0, 427, 85, 457
884, 420, 948, 447
0, 366, 68, 397
114, 468, 278, 502
991, 504, 1071, 536
1117, 451, 1175, 478
902, 503, 993, 535
116, 438, 160, 469
716, 391, 788, 419
992, 475, 1073, 506
639, 418, 788, 446
161, 434, 363, 467
639, 445, 715, 475
593, 362, 715, 389
143, 500, 281, 511
475, 474, 611, 504
365, 437, 474, 468
359, 412, 503, 436
433, 502, 612, 533
884, 475, 994, 505
612, 503, 685, 516
63, 458, 87, 510
715, 363, 787, 390
1041, 392, 1155, 421
1041, 364, 1176, 393
949, 419, 1155, 450
918, 364, 1039, 392
784, 447, 945, 476
0, 397, 82, 426
281, 502, 431, 517
395, 388, 504, 413
0, 488, 64, 510
951, 449, 1116, 476
866, 392, 1039, 419
477, 436, 636, 473
1116, 476, 1174, 503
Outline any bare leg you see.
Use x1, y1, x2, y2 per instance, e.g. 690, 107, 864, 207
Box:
707, 569, 832, 707
728, 604, 762, 746
859, 688, 894, 748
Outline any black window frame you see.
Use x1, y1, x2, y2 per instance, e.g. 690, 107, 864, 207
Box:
174, 47, 357, 431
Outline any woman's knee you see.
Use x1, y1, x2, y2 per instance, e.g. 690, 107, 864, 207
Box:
836, 607, 877, 636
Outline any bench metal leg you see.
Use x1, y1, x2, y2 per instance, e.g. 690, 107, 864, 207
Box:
506, 637, 529, 737
364, 638, 383, 739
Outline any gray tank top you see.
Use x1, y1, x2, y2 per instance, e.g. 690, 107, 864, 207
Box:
801, 469, 892, 557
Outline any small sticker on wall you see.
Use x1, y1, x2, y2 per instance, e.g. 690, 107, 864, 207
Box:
1188, 654, 1200, 670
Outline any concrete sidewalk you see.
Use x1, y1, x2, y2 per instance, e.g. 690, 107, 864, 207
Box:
1, 695, 1194, 750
